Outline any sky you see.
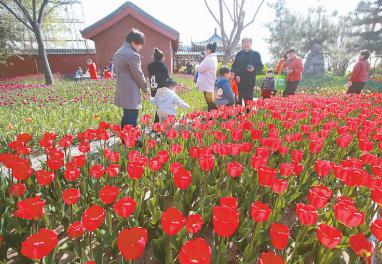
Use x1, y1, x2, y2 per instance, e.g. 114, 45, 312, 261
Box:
80, 0, 360, 62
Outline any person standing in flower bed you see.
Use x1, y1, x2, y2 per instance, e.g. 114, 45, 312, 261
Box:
275, 52, 288, 75
260, 69, 276, 99
150, 78, 190, 122
148, 48, 170, 123
195, 43, 218, 111
231, 37, 264, 105
284, 48, 304, 97
346, 50, 370, 94
87, 59, 98, 80
113, 29, 149, 128
214, 66, 236, 107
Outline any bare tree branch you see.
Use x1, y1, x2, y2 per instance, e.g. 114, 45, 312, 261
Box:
0, 1, 33, 30
243, 0, 266, 29
204, 0, 220, 25
13, 0, 34, 26
222, 0, 234, 22
32, 0, 37, 22
37, 0, 49, 24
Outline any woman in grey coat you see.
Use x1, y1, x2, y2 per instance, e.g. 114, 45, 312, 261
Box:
113, 29, 149, 128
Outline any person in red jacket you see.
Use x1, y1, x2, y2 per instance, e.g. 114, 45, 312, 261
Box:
87, 59, 98, 80
284, 48, 304, 97
346, 50, 370, 94
103, 67, 113, 79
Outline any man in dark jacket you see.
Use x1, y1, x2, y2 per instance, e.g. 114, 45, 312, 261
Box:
346, 50, 370, 94
231, 38, 264, 105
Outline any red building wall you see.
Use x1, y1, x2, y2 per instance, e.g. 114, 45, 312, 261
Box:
91, 15, 174, 76
0, 53, 96, 79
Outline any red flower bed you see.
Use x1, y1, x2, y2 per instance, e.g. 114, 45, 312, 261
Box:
0, 93, 382, 263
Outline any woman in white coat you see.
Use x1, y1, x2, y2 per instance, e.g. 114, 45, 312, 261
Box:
195, 42, 218, 111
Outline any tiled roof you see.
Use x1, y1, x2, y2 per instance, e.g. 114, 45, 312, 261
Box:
175, 51, 224, 56
192, 29, 223, 48
81, 1, 179, 41
19, 49, 96, 55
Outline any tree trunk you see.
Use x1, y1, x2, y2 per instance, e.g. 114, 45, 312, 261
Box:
222, 48, 233, 64
34, 24, 54, 85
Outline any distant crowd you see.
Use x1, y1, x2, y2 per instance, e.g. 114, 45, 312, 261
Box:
78, 28, 371, 128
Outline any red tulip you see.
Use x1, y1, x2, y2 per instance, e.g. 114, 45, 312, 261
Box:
257, 167, 277, 187
337, 134, 353, 148
295, 203, 318, 226
180, 130, 191, 140
212, 206, 239, 238
186, 214, 203, 234
82, 205, 105, 232
15, 196, 45, 220
127, 162, 145, 179
62, 188, 81, 206
72, 155, 86, 167
178, 238, 211, 264
161, 207, 186, 236
359, 140, 374, 152
21, 228, 58, 260
349, 233, 372, 258
166, 129, 178, 139
308, 185, 333, 209
12, 164, 33, 181
118, 227, 147, 261
251, 156, 267, 170
198, 155, 215, 172
35, 170, 55, 186
314, 160, 332, 177
64, 168, 81, 181
174, 168, 192, 190
272, 178, 288, 194
67, 221, 84, 239
149, 157, 163, 171
189, 146, 201, 159
250, 201, 271, 222
334, 201, 365, 227
148, 139, 157, 149
157, 150, 170, 163
371, 219, 382, 241
113, 196, 136, 219
258, 251, 285, 264
291, 149, 304, 163
170, 144, 183, 154
17, 133, 32, 143
99, 185, 120, 204
90, 164, 105, 179
170, 162, 184, 174
226, 161, 244, 178
9, 183, 26, 198
106, 164, 120, 178
270, 223, 290, 249
309, 139, 323, 154
317, 224, 342, 249
220, 197, 238, 209
280, 163, 294, 177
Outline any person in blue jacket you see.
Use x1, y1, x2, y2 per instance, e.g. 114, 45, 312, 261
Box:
214, 66, 236, 107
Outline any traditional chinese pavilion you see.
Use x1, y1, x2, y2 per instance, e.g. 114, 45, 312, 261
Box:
174, 29, 225, 72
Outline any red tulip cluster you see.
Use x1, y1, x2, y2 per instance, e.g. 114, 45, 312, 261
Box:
1, 93, 382, 263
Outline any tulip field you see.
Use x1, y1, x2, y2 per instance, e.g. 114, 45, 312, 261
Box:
1, 76, 382, 264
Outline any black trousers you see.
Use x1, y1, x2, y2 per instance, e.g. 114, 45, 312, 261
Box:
284, 81, 300, 97
347, 82, 365, 94
121, 109, 139, 128
238, 80, 255, 105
